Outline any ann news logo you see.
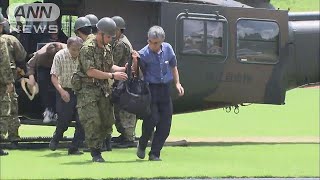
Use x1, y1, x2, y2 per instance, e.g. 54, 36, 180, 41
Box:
7, 3, 60, 34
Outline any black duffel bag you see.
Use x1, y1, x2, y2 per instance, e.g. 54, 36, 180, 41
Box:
111, 56, 151, 119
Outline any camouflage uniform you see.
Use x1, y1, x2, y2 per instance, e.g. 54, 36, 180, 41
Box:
112, 34, 137, 141
77, 38, 115, 150
0, 34, 26, 141
86, 34, 96, 42
0, 36, 15, 141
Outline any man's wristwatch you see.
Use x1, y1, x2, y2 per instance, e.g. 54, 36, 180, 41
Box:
111, 73, 114, 79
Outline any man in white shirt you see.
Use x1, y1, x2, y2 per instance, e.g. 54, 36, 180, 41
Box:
49, 37, 85, 155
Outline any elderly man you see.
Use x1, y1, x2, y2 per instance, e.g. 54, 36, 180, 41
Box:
133, 26, 184, 161
49, 37, 85, 155
77, 17, 127, 162
27, 42, 66, 123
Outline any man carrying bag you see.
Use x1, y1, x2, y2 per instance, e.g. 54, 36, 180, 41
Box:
132, 26, 184, 161
111, 53, 151, 120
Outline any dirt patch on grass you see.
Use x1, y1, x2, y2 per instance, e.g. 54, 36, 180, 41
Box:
167, 136, 320, 143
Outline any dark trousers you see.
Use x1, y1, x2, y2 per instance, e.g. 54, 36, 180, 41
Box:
53, 88, 84, 149
37, 67, 56, 113
139, 83, 173, 157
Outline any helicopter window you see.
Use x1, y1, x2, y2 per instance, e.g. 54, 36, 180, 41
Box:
182, 19, 225, 56
183, 19, 204, 54
237, 19, 280, 64
207, 21, 224, 55
61, 15, 77, 37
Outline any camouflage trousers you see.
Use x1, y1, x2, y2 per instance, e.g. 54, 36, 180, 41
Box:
114, 104, 137, 141
77, 93, 115, 149
0, 87, 20, 141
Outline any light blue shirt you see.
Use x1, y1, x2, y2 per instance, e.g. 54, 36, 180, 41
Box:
138, 42, 177, 84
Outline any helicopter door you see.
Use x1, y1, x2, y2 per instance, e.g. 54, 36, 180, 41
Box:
172, 12, 229, 106
162, 4, 288, 107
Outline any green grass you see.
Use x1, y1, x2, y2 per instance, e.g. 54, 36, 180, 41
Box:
1, 145, 319, 179
171, 88, 319, 138
0, 88, 319, 179
272, 0, 320, 12
18, 88, 320, 139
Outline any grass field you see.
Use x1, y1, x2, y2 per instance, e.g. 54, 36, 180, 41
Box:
0, 88, 319, 179
1, 145, 319, 179
271, 0, 320, 12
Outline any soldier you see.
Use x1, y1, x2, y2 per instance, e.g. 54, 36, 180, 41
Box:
74, 17, 92, 42
0, 14, 12, 156
85, 14, 99, 34
77, 17, 127, 162
49, 37, 85, 155
111, 16, 137, 147
0, 13, 27, 147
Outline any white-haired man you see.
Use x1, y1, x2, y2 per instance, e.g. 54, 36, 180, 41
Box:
133, 26, 184, 161
49, 37, 85, 155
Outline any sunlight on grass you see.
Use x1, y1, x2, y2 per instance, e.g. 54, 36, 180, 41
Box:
1, 144, 319, 179
272, 0, 320, 12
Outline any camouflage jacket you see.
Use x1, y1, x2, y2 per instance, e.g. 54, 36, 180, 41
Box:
86, 34, 96, 42
77, 37, 113, 103
0, 34, 27, 69
112, 34, 132, 67
0, 37, 14, 86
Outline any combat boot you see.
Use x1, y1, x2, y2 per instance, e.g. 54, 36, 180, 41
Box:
0, 149, 8, 156
90, 148, 105, 162
8, 131, 21, 149
8, 130, 21, 142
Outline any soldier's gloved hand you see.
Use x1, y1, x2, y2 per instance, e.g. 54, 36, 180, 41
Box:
113, 72, 128, 81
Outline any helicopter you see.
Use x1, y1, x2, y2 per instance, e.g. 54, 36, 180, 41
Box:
0, 0, 319, 126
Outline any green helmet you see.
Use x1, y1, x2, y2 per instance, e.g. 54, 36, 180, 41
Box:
0, 13, 6, 25
96, 17, 116, 36
85, 14, 98, 27
111, 16, 126, 30
74, 17, 91, 31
